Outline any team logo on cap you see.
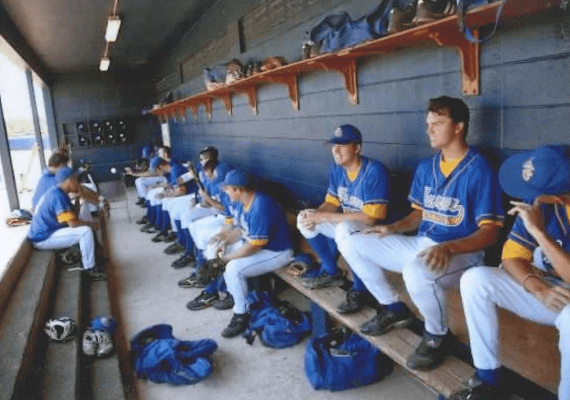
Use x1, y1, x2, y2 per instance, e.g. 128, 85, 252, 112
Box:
334, 127, 343, 137
521, 157, 535, 182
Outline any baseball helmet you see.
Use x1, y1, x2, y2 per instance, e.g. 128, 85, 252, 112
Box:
83, 329, 114, 357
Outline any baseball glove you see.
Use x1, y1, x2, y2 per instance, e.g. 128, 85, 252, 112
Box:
195, 257, 227, 286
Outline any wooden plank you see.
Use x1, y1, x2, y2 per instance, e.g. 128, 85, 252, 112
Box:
275, 268, 475, 398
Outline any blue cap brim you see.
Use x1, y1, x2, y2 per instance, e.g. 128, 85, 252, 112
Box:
499, 152, 537, 200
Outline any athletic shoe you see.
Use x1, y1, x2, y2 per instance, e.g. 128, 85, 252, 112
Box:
164, 242, 184, 255
172, 254, 195, 269
164, 231, 177, 242
336, 289, 368, 314
448, 376, 506, 400
136, 216, 149, 225
221, 313, 250, 338
186, 291, 218, 311
360, 304, 413, 335
136, 198, 145, 206
85, 268, 108, 281
406, 330, 455, 370
151, 232, 167, 242
140, 223, 154, 233
213, 294, 234, 310
302, 272, 343, 289
178, 273, 198, 288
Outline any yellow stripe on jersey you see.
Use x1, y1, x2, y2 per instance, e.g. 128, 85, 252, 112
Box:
478, 219, 504, 227
57, 211, 76, 223
362, 203, 387, 220
411, 203, 422, 211
501, 238, 533, 261
439, 152, 468, 177
248, 238, 268, 246
325, 194, 341, 207
347, 169, 359, 182
224, 217, 233, 225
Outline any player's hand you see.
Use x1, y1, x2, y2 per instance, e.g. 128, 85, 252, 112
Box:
363, 224, 393, 238
124, 167, 132, 175
299, 209, 317, 229
535, 284, 570, 311
508, 201, 545, 239
419, 243, 454, 272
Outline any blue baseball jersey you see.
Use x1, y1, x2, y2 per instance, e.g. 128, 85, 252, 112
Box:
408, 147, 504, 243
325, 156, 390, 219
169, 162, 187, 187
236, 192, 292, 252
221, 191, 241, 226
507, 204, 570, 278
200, 162, 233, 203
28, 187, 76, 243
32, 168, 57, 210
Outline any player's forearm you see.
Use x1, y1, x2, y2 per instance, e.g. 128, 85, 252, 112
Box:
533, 231, 570, 282
503, 258, 552, 295
317, 201, 339, 213
315, 211, 378, 226
80, 186, 99, 204
443, 224, 500, 256
387, 209, 422, 234
222, 242, 262, 262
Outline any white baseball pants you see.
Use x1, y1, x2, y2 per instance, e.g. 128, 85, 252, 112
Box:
180, 204, 219, 229
340, 233, 484, 335
33, 226, 96, 270
162, 194, 195, 231
135, 176, 166, 198
189, 214, 226, 250
460, 266, 569, 400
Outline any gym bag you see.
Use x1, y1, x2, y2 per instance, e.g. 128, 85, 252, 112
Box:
243, 291, 312, 349
305, 328, 393, 391
131, 324, 218, 385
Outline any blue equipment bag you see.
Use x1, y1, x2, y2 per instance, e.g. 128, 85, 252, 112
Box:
131, 324, 218, 385
243, 292, 312, 349
305, 328, 393, 391
310, 0, 393, 54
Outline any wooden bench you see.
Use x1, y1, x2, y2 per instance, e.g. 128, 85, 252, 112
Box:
276, 208, 559, 398
0, 213, 128, 400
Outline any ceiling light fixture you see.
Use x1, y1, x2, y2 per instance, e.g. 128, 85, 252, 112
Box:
100, 57, 110, 71
105, 15, 122, 42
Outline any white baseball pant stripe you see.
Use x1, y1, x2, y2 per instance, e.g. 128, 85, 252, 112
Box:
460, 267, 569, 400
339, 233, 483, 335
135, 176, 166, 198
33, 226, 96, 270
180, 204, 218, 229
222, 242, 293, 314
189, 214, 225, 250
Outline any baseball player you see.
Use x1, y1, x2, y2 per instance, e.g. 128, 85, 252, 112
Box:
205, 169, 293, 338
140, 156, 188, 241
130, 145, 172, 216
297, 124, 390, 314
32, 151, 70, 210
340, 96, 504, 371
450, 145, 570, 400
28, 167, 107, 280
168, 147, 232, 268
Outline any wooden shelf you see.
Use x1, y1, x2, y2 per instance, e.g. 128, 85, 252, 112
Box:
151, 0, 560, 121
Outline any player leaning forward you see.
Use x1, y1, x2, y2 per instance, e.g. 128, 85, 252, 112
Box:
342, 96, 504, 370
216, 169, 293, 338
449, 145, 570, 400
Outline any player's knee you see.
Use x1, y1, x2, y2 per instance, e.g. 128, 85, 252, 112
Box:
460, 267, 494, 302
334, 221, 355, 245
555, 304, 570, 333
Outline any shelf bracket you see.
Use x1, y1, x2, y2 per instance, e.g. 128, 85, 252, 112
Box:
266, 74, 299, 110
240, 85, 258, 115
204, 98, 213, 121
220, 92, 233, 115
428, 29, 480, 96
190, 104, 199, 121
176, 107, 186, 123
315, 57, 359, 106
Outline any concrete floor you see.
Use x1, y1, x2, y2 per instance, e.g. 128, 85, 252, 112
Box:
104, 183, 438, 400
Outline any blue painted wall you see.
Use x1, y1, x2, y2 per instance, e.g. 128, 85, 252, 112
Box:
156, 2, 569, 207
51, 71, 161, 182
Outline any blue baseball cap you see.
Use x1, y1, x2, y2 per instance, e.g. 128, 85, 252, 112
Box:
499, 145, 570, 200
328, 125, 362, 145
219, 169, 252, 188
149, 157, 163, 171
55, 166, 76, 184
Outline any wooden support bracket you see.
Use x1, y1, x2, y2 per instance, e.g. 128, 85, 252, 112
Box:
190, 104, 198, 121
241, 85, 258, 115
266, 74, 299, 110
428, 29, 480, 96
176, 107, 187, 123
204, 98, 213, 121
220, 92, 233, 115
313, 58, 359, 105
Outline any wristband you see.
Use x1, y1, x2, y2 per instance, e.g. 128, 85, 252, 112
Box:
522, 273, 541, 292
